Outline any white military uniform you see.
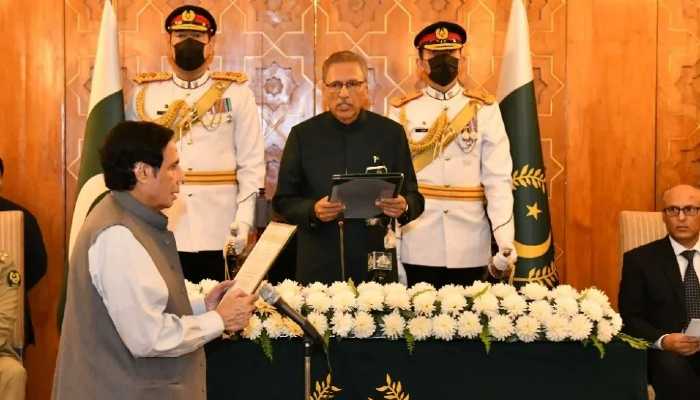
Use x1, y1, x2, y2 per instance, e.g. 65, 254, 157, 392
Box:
127, 71, 265, 252
387, 83, 514, 268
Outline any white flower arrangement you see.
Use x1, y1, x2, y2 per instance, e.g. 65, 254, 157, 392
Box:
186, 279, 645, 358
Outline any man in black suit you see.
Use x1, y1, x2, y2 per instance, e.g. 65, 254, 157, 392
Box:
619, 184, 700, 399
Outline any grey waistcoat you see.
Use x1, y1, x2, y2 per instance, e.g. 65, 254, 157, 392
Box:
52, 191, 206, 400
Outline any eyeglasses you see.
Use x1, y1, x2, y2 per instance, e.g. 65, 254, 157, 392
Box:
324, 80, 366, 93
663, 206, 700, 217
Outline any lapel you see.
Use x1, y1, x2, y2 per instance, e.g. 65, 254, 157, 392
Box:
658, 236, 684, 306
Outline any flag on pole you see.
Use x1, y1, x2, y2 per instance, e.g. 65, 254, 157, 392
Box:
497, 0, 558, 287
69, 0, 124, 255
61, 0, 124, 325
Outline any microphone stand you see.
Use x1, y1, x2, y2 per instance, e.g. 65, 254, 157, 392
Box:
337, 213, 346, 281
304, 337, 312, 400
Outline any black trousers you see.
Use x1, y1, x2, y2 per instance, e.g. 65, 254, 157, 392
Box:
648, 350, 700, 400
179, 250, 228, 283
404, 263, 488, 287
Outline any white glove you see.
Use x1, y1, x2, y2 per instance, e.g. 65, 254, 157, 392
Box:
491, 247, 517, 272
223, 221, 251, 257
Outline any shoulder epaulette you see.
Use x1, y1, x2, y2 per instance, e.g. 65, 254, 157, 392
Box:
464, 87, 495, 105
132, 71, 172, 84
211, 71, 248, 84
390, 91, 423, 108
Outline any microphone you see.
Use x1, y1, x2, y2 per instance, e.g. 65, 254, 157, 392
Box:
259, 283, 325, 346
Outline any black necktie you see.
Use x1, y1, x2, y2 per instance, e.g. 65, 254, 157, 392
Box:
680, 250, 700, 322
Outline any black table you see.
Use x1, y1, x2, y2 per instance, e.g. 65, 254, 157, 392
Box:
206, 338, 648, 400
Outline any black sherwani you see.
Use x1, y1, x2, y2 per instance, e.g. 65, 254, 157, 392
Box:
619, 236, 700, 399
272, 110, 424, 284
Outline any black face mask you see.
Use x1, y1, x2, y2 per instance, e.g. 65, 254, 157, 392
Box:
427, 53, 459, 86
174, 38, 206, 71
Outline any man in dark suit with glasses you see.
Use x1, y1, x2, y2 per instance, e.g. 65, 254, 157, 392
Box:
619, 184, 700, 399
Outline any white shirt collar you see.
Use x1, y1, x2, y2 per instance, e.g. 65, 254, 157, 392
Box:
172, 71, 211, 89
424, 83, 463, 101
668, 235, 700, 256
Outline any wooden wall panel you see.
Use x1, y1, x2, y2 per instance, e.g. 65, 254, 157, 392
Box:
657, 0, 700, 201
0, 1, 65, 399
566, 0, 657, 305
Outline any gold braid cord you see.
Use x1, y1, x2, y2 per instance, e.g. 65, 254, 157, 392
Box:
135, 87, 188, 129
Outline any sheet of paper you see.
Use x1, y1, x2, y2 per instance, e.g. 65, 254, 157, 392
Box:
226, 222, 297, 296
330, 179, 396, 219
685, 318, 700, 337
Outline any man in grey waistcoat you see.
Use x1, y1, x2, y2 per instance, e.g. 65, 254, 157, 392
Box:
52, 121, 257, 400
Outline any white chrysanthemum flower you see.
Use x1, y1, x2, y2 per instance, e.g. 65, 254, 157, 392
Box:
514, 315, 540, 342
569, 315, 593, 341
331, 291, 357, 313
408, 282, 436, 297
262, 313, 286, 338
457, 311, 482, 339
581, 287, 610, 307
357, 281, 384, 294
381, 311, 405, 339
472, 293, 499, 316
199, 279, 219, 296
549, 284, 579, 300
276, 279, 301, 295
357, 290, 384, 312
242, 315, 263, 340
554, 297, 579, 317
439, 292, 467, 315
302, 282, 328, 296
501, 294, 528, 317
489, 315, 515, 341
432, 314, 457, 341
520, 282, 550, 301
383, 282, 408, 294
185, 280, 203, 300
579, 299, 603, 322
307, 312, 329, 335
407, 316, 432, 340
413, 291, 438, 316
279, 291, 304, 313
385, 289, 411, 311
608, 312, 623, 335
490, 283, 518, 299
305, 291, 332, 313
597, 320, 614, 343
331, 312, 354, 338
283, 317, 303, 337
464, 280, 491, 298
328, 281, 353, 296
528, 300, 554, 323
438, 284, 464, 298
544, 315, 570, 341
353, 311, 376, 338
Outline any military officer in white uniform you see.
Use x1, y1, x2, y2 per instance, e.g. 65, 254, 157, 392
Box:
387, 21, 516, 287
127, 5, 265, 282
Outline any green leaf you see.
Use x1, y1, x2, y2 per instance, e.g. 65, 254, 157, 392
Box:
590, 336, 606, 359
404, 328, 415, 355
616, 332, 650, 350
255, 330, 274, 362
480, 325, 492, 354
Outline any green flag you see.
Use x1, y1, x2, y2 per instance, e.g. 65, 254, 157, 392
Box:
497, 0, 558, 287
60, 0, 124, 326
